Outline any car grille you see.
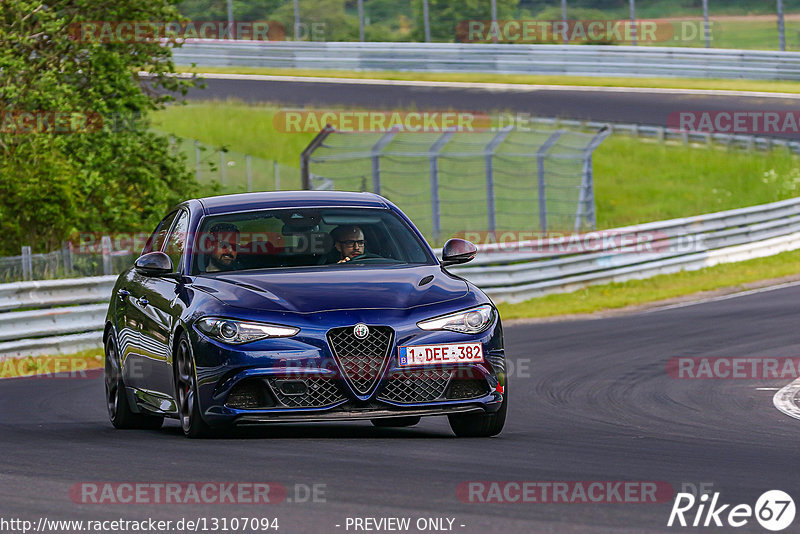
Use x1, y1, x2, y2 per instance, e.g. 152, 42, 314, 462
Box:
327, 325, 394, 396
377, 368, 452, 403
446, 378, 490, 400
266, 377, 347, 408
226, 379, 276, 410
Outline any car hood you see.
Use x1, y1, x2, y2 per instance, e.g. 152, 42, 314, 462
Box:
192, 265, 469, 313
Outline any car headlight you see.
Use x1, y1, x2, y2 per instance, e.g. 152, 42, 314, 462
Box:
195, 317, 299, 344
417, 305, 495, 334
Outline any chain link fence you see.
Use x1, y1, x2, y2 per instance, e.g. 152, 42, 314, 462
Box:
303, 125, 610, 245
169, 136, 303, 194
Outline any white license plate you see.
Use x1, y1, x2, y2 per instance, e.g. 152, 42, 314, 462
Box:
398, 343, 484, 367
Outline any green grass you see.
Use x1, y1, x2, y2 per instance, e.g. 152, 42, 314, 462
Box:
177, 65, 800, 95
152, 101, 800, 230
0, 349, 103, 379
593, 137, 800, 228
497, 248, 800, 319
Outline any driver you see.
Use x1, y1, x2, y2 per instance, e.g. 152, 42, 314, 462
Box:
331, 225, 366, 263
205, 222, 240, 272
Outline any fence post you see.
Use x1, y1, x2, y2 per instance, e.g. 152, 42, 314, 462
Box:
702, 0, 711, 48
293, 0, 301, 40
428, 131, 455, 244
484, 127, 513, 238
62, 241, 73, 277
778, 0, 786, 52
300, 125, 335, 190
246, 155, 253, 192
220, 151, 227, 186
101, 235, 113, 276
574, 126, 610, 231
371, 128, 398, 195
358, 0, 365, 41
21, 246, 32, 281
274, 161, 280, 191
536, 131, 563, 233
422, 0, 431, 42
195, 141, 201, 181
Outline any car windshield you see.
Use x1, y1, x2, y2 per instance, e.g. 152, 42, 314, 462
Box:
192, 207, 434, 274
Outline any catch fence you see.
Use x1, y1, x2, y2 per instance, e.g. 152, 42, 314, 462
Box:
302, 125, 610, 245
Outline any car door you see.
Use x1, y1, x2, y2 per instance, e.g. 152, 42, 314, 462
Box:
137, 209, 190, 398
123, 211, 178, 391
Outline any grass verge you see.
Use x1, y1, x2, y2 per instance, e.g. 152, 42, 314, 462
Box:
496, 248, 800, 320
0, 349, 103, 379
177, 65, 800, 95
152, 101, 800, 230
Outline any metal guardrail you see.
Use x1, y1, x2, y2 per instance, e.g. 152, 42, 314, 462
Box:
3, 196, 800, 357
173, 41, 800, 80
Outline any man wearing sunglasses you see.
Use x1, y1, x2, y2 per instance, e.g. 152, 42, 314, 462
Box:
331, 225, 367, 263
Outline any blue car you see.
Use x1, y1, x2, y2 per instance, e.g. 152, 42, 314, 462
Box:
104, 191, 507, 438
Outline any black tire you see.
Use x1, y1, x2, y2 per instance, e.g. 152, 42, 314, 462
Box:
174, 333, 216, 438
448, 387, 507, 437
105, 334, 163, 430
371, 416, 421, 428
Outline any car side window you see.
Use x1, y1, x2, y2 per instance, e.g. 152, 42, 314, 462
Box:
144, 211, 178, 255
164, 210, 189, 273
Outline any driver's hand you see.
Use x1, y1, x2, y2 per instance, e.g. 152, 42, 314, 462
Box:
337, 257, 351, 263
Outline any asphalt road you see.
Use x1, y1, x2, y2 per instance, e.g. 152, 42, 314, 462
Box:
184, 76, 800, 135
2, 284, 799, 533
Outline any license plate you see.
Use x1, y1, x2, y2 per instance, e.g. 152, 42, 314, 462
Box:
398, 343, 483, 367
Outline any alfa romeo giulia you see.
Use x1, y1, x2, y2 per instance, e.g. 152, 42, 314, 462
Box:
103, 191, 507, 437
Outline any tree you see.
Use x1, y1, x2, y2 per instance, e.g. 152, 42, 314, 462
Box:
412, 0, 519, 42
0, 0, 200, 256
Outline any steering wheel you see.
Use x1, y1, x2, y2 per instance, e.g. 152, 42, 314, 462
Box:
343, 252, 384, 263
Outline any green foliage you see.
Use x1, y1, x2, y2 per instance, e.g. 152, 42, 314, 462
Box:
0, 0, 200, 256
411, 0, 518, 42
270, 0, 358, 41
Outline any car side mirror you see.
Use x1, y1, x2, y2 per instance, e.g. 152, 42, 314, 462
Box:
135, 251, 174, 277
441, 238, 477, 266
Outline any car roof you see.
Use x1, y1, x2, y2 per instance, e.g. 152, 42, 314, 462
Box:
196, 191, 391, 215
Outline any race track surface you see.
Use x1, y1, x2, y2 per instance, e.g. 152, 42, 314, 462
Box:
185, 76, 800, 135
2, 285, 799, 533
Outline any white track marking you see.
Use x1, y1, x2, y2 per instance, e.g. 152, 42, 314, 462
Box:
644, 280, 800, 313
773, 377, 800, 420
170, 72, 800, 99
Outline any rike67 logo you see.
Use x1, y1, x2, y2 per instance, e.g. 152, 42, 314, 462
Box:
668, 490, 795, 531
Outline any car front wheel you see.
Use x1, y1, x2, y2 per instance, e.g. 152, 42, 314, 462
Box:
174, 333, 215, 438
448, 387, 507, 437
